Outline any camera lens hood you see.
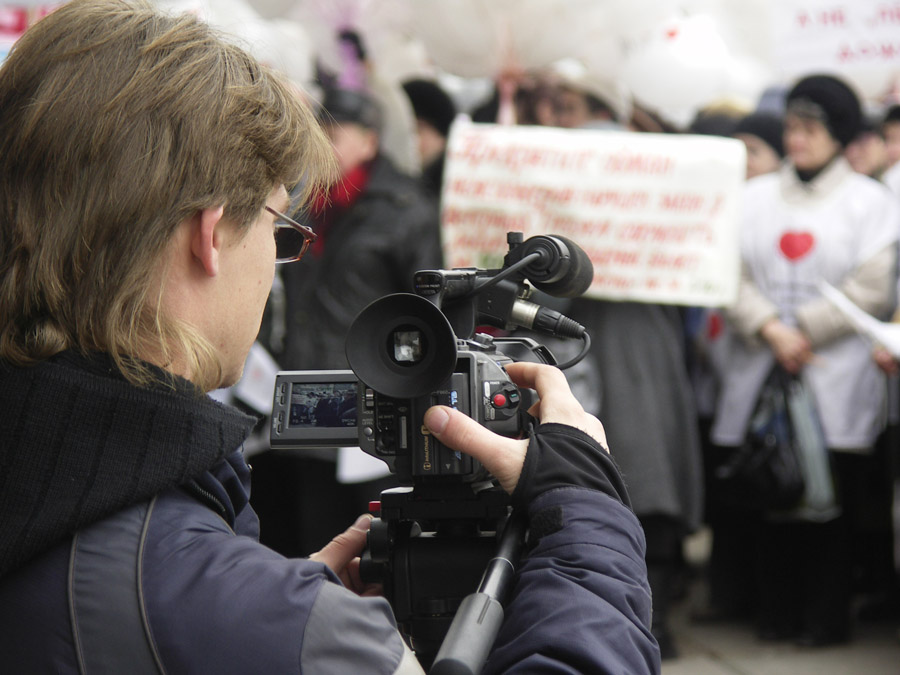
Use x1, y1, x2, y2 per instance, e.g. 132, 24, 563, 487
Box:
346, 293, 458, 399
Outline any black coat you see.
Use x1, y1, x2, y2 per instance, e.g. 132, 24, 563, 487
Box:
277, 153, 442, 370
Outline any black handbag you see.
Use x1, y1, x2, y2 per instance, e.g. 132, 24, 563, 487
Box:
713, 366, 806, 512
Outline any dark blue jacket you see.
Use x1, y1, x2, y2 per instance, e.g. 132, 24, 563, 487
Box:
0, 458, 658, 673
0, 355, 659, 673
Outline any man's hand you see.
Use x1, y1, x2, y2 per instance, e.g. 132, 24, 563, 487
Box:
423, 362, 607, 494
873, 345, 899, 375
309, 514, 382, 597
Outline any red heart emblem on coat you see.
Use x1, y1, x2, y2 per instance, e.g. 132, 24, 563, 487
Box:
706, 311, 723, 341
779, 231, 815, 261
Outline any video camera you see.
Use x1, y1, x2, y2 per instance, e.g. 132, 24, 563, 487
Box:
270, 232, 593, 672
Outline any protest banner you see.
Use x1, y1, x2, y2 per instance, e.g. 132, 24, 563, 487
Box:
441, 122, 745, 307
772, 0, 900, 98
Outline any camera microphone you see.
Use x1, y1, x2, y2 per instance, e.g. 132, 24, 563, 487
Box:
497, 234, 592, 341
509, 235, 594, 299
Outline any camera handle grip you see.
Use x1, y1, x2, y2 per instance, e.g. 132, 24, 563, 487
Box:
428, 512, 527, 675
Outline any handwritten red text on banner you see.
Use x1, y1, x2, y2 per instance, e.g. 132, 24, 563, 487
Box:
441, 123, 745, 306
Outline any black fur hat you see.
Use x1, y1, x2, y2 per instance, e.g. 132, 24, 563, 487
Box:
883, 104, 900, 126
734, 112, 785, 157
402, 79, 457, 138
785, 74, 862, 147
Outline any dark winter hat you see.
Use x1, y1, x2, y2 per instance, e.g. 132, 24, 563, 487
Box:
883, 104, 900, 126
785, 74, 862, 147
733, 112, 785, 157
318, 87, 382, 131
402, 78, 457, 138
688, 111, 741, 137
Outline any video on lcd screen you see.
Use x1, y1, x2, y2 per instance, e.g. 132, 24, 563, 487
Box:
288, 382, 357, 428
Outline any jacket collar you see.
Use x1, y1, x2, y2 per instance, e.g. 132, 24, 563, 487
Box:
0, 351, 257, 578
779, 155, 854, 205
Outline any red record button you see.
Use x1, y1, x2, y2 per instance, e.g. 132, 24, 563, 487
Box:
492, 393, 507, 408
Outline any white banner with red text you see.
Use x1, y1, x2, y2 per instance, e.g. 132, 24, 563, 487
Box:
440, 122, 746, 307
773, 1, 900, 100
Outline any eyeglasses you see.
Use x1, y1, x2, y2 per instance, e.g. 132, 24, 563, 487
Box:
266, 206, 317, 264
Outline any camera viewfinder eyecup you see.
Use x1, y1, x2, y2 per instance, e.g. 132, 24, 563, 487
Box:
345, 293, 458, 399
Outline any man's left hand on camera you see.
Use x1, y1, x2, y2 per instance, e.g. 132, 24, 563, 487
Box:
309, 513, 382, 597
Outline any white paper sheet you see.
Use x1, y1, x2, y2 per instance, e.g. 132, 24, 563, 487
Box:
818, 280, 900, 357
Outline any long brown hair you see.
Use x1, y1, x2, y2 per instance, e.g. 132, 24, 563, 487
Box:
0, 0, 335, 390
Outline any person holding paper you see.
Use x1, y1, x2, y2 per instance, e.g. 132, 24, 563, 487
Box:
712, 74, 900, 646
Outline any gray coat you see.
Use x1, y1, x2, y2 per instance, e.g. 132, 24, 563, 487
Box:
568, 298, 704, 532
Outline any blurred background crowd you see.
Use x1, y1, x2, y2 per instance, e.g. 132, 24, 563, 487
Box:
4, 0, 900, 665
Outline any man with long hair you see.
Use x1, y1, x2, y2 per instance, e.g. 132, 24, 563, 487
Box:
0, 2, 659, 672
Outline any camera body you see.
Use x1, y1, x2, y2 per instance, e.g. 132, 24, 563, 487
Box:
271, 337, 534, 485
271, 231, 592, 481
356, 343, 526, 482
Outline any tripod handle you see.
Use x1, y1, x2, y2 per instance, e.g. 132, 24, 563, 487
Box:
428, 513, 526, 675
428, 593, 503, 675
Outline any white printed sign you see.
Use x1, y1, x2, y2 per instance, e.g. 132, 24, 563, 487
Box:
441, 122, 745, 307
773, 1, 900, 97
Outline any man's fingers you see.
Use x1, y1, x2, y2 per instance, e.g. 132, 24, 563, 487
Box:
424, 362, 610, 494
505, 361, 608, 449
309, 513, 372, 572
424, 406, 527, 494
505, 362, 581, 420
504, 361, 571, 396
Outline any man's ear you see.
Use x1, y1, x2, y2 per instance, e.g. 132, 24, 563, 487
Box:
190, 205, 226, 277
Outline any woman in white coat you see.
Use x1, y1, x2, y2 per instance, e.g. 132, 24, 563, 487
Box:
712, 74, 900, 645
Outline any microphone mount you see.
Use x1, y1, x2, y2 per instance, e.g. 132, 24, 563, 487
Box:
413, 232, 594, 370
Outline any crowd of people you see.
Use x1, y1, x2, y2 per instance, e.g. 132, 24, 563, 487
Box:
2, 0, 900, 672
252, 25, 900, 664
